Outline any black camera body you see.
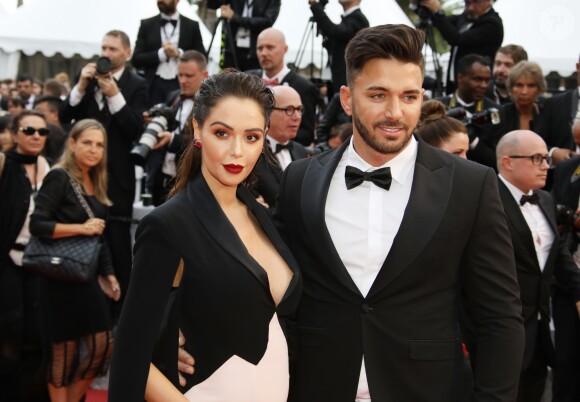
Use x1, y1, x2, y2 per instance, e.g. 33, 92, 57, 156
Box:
95, 57, 112, 76
130, 105, 179, 166
207, 0, 229, 9
447, 107, 500, 141
556, 204, 578, 228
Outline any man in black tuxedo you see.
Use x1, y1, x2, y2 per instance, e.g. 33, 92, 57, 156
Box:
59, 30, 149, 309
148, 50, 208, 206
496, 130, 580, 402
417, 0, 503, 95
275, 24, 523, 401
536, 56, 580, 166
249, 27, 319, 146
211, 0, 280, 71
308, 0, 369, 93
437, 54, 500, 168
132, 0, 205, 105
485, 44, 528, 105
251, 85, 309, 209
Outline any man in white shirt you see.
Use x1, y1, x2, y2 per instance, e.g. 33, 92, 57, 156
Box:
496, 130, 580, 402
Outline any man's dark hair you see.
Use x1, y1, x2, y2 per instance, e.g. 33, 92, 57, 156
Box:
345, 24, 425, 86
34, 95, 63, 112
179, 50, 208, 71
105, 30, 131, 49
456, 54, 491, 76
43, 79, 65, 97
16, 74, 33, 84
496, 45, 528, 65
7, 97, 26, 108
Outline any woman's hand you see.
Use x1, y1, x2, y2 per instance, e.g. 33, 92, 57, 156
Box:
83, 218, 106, 235
98, 274, 121, 301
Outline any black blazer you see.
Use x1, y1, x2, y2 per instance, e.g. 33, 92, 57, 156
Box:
251, 141, 309, 209
310, 5, 369, 92
498, 181, 580, 369
29, 168, 113, 276
108, 173, 302, 399
536, 89, 579, 150
275, 138, 524, 401
132, 14, 206, 84
247, 69, 319, 145
59, 69, 149, 217
432, 8, 503, 92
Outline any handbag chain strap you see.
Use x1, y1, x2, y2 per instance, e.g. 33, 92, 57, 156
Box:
63, 170, 95, 220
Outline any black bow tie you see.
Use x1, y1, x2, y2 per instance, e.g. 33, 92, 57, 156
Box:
275, 142, 293, 154
161, 18, 177, 27
520, 193, 539, 206
345, 165, 392, 191
180, 93, 194, 101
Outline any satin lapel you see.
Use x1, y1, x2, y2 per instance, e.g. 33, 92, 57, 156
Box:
301, 141, 361, 296
537, 191, 559, 274
570, 90, 579, 123
187, 174, 270, 291
367, 141, 453, 298
498, 181, 539, 266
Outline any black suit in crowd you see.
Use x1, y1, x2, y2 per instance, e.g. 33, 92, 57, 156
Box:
59, 68, 149, 307
275, 138, 524, 401
247, 69, 319, 145
132, 14, 205, 105
251, 141, 308, 210
485, 81, 512, 106
536, 89, 579, 151
316, 92, 351, 145
437, 94, 500, 168
431, 7, 503, 94
213, 0, 281, 71
551, 156, 580, 402
309, 4, 369, 92
498, 181, 580, 402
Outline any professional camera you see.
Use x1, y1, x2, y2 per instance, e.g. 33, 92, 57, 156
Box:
130, 104, 178, 166
447, 107, 500, 141
556, 204, 578, 227
95, 57, 112, 75
206, 0, 229, 9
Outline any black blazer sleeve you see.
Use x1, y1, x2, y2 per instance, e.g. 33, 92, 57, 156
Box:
432, 10, 503, 49
231, 0, 280, 31
132, 18, 162, 70
310, 4, 367, 40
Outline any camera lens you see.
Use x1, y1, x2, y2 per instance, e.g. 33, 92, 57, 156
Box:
95, 57, 112, 75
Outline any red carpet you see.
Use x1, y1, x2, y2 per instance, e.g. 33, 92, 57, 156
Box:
86, 389, 108, 402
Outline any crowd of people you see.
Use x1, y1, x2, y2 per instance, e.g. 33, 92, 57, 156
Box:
1, 0, 580, 401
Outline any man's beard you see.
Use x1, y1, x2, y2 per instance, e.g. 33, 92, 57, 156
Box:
352, 104, 413, 156
158, 1, 177, 14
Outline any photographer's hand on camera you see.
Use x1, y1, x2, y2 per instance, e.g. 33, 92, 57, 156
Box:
551, 148, 579, 165
96, 72, 120, 98
153, 131, 173, 150
219, 4, 234, 20
78, 63, 97, 93
418, 0, 442, 13
162, 42, 180, 59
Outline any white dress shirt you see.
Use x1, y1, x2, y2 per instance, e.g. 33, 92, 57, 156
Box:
156, 12, 181, 80
267, 136, 292, 170
499, 175, 554, 271
162, 97, 194, 177
69, 68, 126, 113
261, 65, 291, 86
326, 137, 418, 400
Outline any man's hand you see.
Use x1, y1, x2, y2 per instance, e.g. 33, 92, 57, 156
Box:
96, 73, 120, 98
78, 63, 97, 92
219, 4, 234, 20
551, 148, 578, 165
255, 195, 270, 209
177, 329, 195, 387
308, 0, 317, 5
163, 42, 180, 59
98, 274, 121, 301
420, 0, 442, 13
153, 131, 173, 150
576, 300, 580, 320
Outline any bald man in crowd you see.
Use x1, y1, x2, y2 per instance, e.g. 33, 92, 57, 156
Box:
496, 130, 580, 402
249, 27, 318, 146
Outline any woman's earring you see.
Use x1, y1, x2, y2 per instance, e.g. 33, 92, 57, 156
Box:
193, 139, 202, 148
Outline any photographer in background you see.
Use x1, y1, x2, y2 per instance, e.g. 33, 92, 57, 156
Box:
308, 0, 369, 92
211, 0, 281, 71
437, 54, 500, 168
146, 50, 208, 206
59, 30, 149, 315
412, 0, 503, 95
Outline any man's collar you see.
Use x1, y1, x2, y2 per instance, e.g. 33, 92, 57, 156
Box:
263, 65, 291, 83
342, 5, 360, 17
454, 92, 474, 107
112, 67, 125, 81
161, 12, 180, 20
498, 174, 533, 201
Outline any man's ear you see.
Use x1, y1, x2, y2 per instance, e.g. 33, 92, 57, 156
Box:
340, 85, 353, 117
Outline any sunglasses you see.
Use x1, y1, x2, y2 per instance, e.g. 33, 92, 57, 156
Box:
19, 126, 50, 136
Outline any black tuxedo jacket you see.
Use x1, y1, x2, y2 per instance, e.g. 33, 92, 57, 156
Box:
132, 14, 205, 84
275, 138, 524, 401
310, 5, 369, 91
109, 173, 302, 399
498, 181, 580, 369
536, 89, 579, 150
59, 69, 149, 217
251, 140, 308, 209
247, 69, 319, 145
553, 156, 580, 214
432, 8, 503, 91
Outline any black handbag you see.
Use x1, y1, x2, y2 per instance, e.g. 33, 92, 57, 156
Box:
22, 171, 101, 283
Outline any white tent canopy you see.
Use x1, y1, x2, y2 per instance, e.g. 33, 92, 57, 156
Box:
492, 0, 578, 76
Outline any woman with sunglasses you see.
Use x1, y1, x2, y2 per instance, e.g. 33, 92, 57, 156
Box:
29, 119, 121, 402
0, 110, 51, 399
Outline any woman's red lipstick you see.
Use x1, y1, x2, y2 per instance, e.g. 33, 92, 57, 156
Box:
224, 164, 244, 174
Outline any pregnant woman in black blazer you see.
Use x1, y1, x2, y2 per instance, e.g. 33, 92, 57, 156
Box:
109, 70, 302, 401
